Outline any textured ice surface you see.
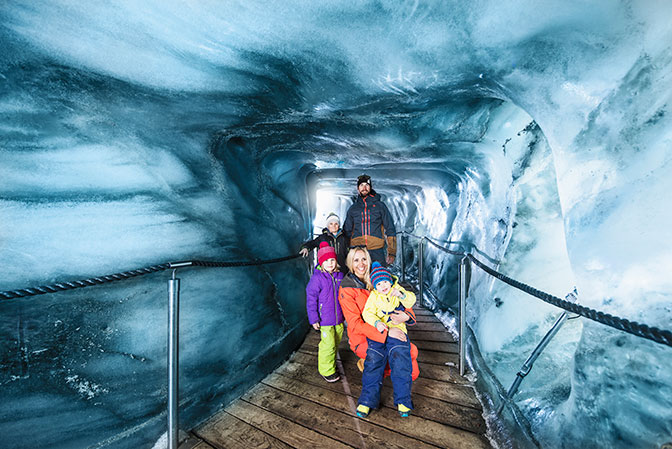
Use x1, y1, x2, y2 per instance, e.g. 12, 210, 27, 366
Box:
1, 1, 671, 448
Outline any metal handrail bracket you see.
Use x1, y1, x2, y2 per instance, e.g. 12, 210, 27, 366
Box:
495, 290, 578, 416
459, 255, 468, 376
418, 237, 425, 308
167, 272, 180, 449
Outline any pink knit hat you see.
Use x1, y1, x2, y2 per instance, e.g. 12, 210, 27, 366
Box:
317, 241, 336, 266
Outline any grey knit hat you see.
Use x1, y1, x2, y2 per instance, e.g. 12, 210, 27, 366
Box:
326, 213, 340, 226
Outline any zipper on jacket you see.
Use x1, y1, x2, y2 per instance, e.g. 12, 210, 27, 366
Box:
330, 272, 338, 321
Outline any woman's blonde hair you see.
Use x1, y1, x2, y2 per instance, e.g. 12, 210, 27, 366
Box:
346, 247, 373, 290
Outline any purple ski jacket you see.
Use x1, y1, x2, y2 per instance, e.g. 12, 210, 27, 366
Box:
306, 266, 345, 326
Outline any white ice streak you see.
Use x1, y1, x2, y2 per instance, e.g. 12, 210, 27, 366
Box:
0, 144, 194, 195
0, 198, 210, 288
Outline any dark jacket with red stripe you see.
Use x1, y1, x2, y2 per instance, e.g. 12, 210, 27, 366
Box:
343, 192, 397, 258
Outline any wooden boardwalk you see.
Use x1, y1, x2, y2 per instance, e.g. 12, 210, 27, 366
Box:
181, 306, 491, 449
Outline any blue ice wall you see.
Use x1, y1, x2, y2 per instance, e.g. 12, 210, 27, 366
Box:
1, 2, 671, 448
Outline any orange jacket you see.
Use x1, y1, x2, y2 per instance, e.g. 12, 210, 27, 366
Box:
338, 274, 417, 355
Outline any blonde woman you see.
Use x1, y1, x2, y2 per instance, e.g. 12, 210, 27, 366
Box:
338, 247, 419, 381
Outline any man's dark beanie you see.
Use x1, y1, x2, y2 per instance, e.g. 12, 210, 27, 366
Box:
357, 174, 372, 187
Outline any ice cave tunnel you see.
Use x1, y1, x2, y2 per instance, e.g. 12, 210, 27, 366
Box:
1, 2, 671, 448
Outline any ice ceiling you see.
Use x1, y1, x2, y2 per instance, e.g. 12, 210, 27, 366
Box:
1, 1, 671, 448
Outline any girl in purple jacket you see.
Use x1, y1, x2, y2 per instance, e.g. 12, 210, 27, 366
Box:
306, 242, 345, 382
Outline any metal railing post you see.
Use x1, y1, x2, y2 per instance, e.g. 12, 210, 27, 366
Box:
496, 289, 578, 415
418, 237, 425, 307
400, 233, 406, 283
459, 256, 468, 376
168, 271, 180, 449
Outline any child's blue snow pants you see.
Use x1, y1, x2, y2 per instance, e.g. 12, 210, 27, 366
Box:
358, 335, 413, 409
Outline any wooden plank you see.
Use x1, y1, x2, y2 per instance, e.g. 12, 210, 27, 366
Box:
308, 355, 484, 432
411, 321, 450, 332
192, 443, 217, 449
244, 381, 439, 449
283, 353, 482, 409
408, 330, 455, 343
416, 349, 459, 366
179, 434, 213, 449
270, 359, 484, 434
412, 308, 436, 316
293, 348, 471, 386
375, 383, 486, 434
263, 372, 490, 449
195, 408, 292, 449
413, 314, 440, 322
413, 339, 459, 353
226, 399, 348, 449
413, 376, 482, 410
416, 361, 468, 384
192, 310, 490, 448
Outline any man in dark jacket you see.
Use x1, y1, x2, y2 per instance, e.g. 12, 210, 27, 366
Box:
343, 174, 397, 266
299, 213, 349, 273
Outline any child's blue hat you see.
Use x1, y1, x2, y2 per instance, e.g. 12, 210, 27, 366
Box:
370, 262, 392, 289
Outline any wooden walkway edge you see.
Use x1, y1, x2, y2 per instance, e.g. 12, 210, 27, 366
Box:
182, 306, 492, 449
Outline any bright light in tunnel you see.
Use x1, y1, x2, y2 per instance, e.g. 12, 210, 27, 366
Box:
313, 187, 347, 235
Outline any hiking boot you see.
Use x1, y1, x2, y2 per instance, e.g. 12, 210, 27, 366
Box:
357, 358, 365, 372
322, 372, 340, 383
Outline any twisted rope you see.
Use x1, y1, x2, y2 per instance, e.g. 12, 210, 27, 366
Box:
467, 254, 672, 348
188, 254, 301, 268
0, 254, 302, 301
423, 236, 465, 256
407, 234, 672, 348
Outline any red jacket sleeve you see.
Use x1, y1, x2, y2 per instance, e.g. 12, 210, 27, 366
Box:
338, 286, 387, 343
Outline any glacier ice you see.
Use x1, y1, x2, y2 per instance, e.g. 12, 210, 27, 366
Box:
1, 1, 671, 448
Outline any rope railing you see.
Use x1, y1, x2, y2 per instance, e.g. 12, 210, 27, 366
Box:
423, 235, 466, 256
400, 231, 501, 264
401, 233, 672, 349
402, 230, 672, 428
0, 254, 302, 301
466, 254, 672, 348
401, 231, 465, 254
0, 251, 303, 449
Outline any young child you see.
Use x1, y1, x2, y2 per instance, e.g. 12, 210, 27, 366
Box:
306, 242, 345, 382
299, 213, 348, 273
357, 262, 416, 417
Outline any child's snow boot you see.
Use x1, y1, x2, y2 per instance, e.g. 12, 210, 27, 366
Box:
356, 404, 370, 418
398, 404, 411, 417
